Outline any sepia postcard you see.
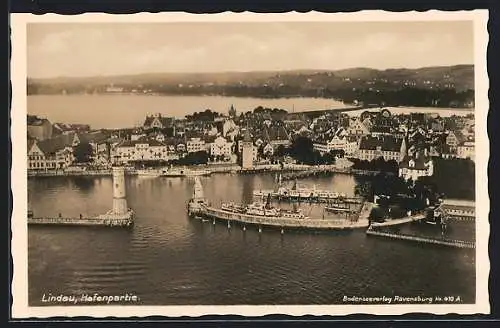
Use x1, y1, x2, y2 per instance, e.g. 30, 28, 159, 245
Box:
10, 10, 490, 318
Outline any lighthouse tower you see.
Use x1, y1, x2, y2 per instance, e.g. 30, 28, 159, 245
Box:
112, 166, 128, 215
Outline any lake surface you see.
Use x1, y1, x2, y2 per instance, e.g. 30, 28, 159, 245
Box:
28, 173, 475, 306
27, 95, 347, 129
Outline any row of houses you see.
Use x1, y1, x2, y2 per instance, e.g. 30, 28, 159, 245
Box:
27, 108, 475, 175
28, 131, 108, 170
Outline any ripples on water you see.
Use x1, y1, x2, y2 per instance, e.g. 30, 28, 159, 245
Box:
28, 174, 475, 305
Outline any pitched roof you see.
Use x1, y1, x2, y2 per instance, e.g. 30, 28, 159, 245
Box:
53, 123, 90, 133
450, 130, 467, 144
117, 137, 166, 148
35, 133, 75, 155
358, 135, 403, 152
27, 139, 35, 151
263, 126, 289, 142
78, 131, 108, 144
143, 115, 174, 128
27, 115, 50, 126
202, 135, 217, 143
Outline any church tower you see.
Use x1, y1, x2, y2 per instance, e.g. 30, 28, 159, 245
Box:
241, 128, 254, 169
228, 104, 237, 118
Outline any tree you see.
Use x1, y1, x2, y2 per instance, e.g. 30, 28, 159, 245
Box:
73, 142, 93, 163
275, 144, 288, 158
289, 136, 316, 164
178, 151, 209, 165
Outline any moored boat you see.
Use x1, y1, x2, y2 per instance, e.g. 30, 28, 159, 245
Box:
136, 169, 163, 177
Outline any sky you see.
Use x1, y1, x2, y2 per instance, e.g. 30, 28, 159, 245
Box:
27, 21, 474, 78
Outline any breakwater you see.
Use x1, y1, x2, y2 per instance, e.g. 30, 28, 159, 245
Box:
366, 228, 475, 249
28, 214, 134, 227
28, 167, 135, 228
369, 214, 427, 227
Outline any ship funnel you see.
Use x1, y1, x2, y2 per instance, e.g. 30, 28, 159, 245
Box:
265, 193, 272, 209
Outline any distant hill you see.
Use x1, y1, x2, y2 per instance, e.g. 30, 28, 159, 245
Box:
28, 65, 474, 91
27, 65, 474, 108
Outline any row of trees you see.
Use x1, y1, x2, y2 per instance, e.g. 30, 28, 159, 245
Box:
170, 151, 209, 166
355, 173, 441, 221
281, 136, 339, 165
356, 157, 475, 221
350, 158, 399, 173
185, 109, 222, 122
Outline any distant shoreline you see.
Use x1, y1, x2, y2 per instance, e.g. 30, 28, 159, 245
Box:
27, 94, 475, 111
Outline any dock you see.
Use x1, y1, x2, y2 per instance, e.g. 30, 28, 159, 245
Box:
366, 228, 475, 249
199, 206, 369, 231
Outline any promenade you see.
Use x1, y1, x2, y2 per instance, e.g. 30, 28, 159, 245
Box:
27, 163, 356, 178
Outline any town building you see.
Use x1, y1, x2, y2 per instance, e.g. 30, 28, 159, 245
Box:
440, 199, 475, 219
210, 136, 233, 160
186, 137, 206, 153
27, 134, 76, 170
446, 130, 466, 151
112, 138, 176, 164
357, 135, 407, 162
27, 115, 53, 141
398, 152, 434, 181
344, 136, 359, 156
347, 117, 371, 136
457, 141, 475, 161
143, 113, 175, 132
313, 135, 347, 155
262, 143, 274, 157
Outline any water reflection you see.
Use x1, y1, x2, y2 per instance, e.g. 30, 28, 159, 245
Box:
70, 177, 97, 193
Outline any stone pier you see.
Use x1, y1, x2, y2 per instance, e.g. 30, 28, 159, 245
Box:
28, 166, 134, 227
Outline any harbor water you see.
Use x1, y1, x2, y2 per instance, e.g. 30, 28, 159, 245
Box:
28, 173, 476, 305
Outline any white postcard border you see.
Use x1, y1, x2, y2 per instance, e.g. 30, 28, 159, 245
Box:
10, 10, 490, 318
